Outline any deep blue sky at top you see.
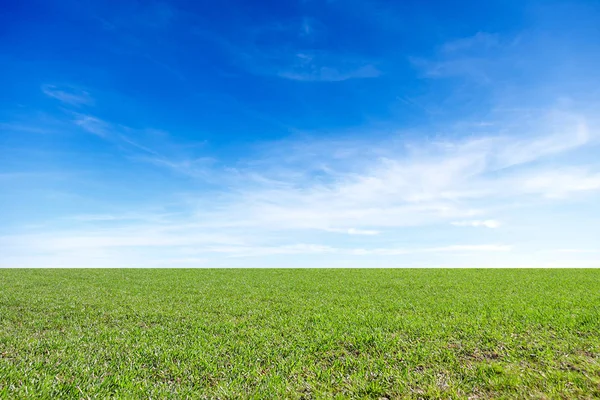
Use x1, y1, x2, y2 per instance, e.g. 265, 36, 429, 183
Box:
2, 1, 599, 151
1, 0, 528, 143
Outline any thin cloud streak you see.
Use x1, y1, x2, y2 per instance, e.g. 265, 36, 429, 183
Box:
452, 220, 501, 228
42, 85, 94, 106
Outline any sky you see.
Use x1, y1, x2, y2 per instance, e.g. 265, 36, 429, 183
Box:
1, 0, 600, 268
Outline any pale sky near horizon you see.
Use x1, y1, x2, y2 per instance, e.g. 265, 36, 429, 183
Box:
1, 0, 600, 267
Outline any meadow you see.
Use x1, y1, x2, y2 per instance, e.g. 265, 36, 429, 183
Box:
0, 269, 599, 399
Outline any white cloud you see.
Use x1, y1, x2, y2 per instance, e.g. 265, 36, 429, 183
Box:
0, 230, 245, 252
326, 228, 380, 235
68, 114, 214, 178
554, 249, 600, 253
300, 17, 315, 37
73, 114, 111, 137
278, 60, 381, 82
452, 220, 501, 228
410, 31, 519, 83
42, 85, 94, 106
349, 244, 511, 255
203, 109, 597, 234
490, 114, 590, 169
2, 104, 599, 267
213, 16, 382, 82
1, 231, 508, 260
222, 244, 336, 257
434, 244, 511, 252
518, 168, 600, 198
441, 32, 501, 53
60, 107, 598, 239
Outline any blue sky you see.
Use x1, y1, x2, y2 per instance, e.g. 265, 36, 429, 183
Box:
1, 0, 600, 267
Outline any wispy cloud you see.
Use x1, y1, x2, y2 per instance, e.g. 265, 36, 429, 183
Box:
206, 108, 597, 234
42, 85, 94, 106
326, 228, 380, 235
0, 120, 65, 135
0, 228, 509, 260
410, 31, 516, 83
9, 92, 599, 233
70, 113, 212, 176
276, 53, 381, 81
2, 105, 598, 267
195, 16, 381, 82
518, 168, 600, 198
451, 220, 500, 228
93, 0, 176, 31
349, 244, 512, 255
235, 44, 381, 82
73, 114, 111, 137
60, 104, 599, 237
441, 32, 501, 53
300, 20, 312, 37
553, 249, 600, 254
133, 1, 175, 29
220, 243, 511, 257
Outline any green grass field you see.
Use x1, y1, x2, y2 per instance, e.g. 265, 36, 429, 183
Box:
1, 269, 599, 399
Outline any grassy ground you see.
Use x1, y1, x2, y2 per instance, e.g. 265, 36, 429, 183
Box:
0, 269, 599, 399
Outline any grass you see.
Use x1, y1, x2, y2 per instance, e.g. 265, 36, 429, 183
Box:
0, 269, 599, 399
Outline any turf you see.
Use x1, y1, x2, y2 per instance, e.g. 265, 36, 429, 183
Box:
0, 269, 599, 399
